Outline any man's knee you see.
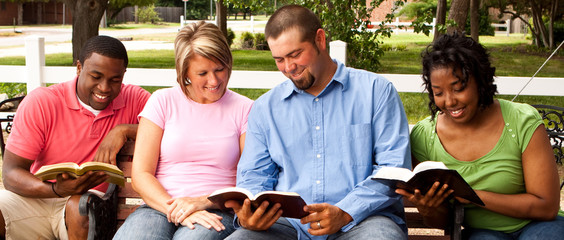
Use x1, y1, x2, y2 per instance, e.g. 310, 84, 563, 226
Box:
336, 215, 406, 240
65, 195, 89, 232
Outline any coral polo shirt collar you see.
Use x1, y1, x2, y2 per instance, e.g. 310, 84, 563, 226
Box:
65, 76, 125, 116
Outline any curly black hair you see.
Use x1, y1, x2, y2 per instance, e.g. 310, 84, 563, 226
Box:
421, 32, 497, 118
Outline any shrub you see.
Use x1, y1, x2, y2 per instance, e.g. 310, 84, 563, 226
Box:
381, 44, 393, 51
380, 43, 406, 52
395, 44, 407, 51
226, 28, 235, 47
254, 33, 269, 50
0, 83, 26, 98
136, 5, 162, 24
240, 32, 254, 49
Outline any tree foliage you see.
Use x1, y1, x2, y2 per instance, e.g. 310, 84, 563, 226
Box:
56, 0, 157, 64
184, 0, 212, 20
399, 0, 436, 20
485, 0, 562, 48
224, 0, 279, 18
286, 0, 407, 72
465, 5, 494, 36
136, 4, 162, 23
399, 0, 448, 38
107, 0, 155, 20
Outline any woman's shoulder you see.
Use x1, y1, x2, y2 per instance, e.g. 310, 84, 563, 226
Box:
498, 99, 540, 121
411, 116, 436, 137
224, 89, 254, 106
148, 86, 183, 101
414, 115, 435, 129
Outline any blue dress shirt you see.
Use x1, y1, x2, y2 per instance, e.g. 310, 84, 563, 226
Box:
237, 60, 411, 239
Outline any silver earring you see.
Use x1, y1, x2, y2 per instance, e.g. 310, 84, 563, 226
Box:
184, 78, 191, 85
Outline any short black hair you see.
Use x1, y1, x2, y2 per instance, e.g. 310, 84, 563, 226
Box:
421, 32, 497, 118
78, 35, 128, 67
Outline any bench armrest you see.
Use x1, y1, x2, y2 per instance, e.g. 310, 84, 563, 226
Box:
78, 183, 119, 240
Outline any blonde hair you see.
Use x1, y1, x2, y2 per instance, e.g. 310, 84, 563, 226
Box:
174, 21, 232, 96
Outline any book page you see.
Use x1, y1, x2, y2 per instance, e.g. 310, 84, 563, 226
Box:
254, 191, 300, 200
36, 162, 80, 172
209, 187, 254, 199
79, 162, 123, 176
373, 167, 414, 182
413, 161, 447, 174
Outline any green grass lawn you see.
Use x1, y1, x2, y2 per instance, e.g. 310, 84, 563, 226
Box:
1, 32, 562, 123
377, 33, 564, 122
378, 33, 564, 77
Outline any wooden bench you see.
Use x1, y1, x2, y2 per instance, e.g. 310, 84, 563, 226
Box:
96, 140, 463, 240
0, 95, 25, 156
9, 103, 563, 240
532, 105, 564, 188
104, 103, 564, 239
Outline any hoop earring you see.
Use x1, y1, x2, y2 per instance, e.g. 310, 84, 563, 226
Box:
184, 78, 191, 85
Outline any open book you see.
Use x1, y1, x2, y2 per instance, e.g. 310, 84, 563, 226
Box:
208, 187, 308, 219
34, 162, 125, 187
372, 161, 484, 206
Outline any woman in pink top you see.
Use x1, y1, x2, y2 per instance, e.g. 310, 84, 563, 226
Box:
113, 21, 253, 240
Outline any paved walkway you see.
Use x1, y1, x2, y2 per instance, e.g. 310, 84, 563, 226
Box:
0, 21, 266, 57
0, 25, 179, 57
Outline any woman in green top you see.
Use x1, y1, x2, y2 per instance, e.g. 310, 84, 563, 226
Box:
398, 32, 564, 239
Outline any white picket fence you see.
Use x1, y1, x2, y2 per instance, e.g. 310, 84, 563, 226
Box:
177, 16, 513, 36
0, 36, 562, 120
369, 18, 512, 36
180, 16, 268, 34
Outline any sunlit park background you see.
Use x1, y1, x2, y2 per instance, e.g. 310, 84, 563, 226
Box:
1, 24, 562, 123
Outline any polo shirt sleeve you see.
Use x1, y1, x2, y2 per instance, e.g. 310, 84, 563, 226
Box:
122, 84, 151, 124
6, 88, 52, 160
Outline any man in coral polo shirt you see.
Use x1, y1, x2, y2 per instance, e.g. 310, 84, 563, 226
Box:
0, 35, 150, 240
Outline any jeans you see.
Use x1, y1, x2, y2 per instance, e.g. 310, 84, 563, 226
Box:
226, 215, 407, 240
113, 204, 235, 240
463, 215, 564, 240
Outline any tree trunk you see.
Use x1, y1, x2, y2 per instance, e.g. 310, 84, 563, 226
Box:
37, 3, 43, 24
434, 0, 447, 40
531, 3, 549, 48
63, 0, 108, 65
216, 0, 227, 39
135, 5, 139, 24
548, 0, 557, 49
54, 1, 58, 23
17, 3, 23, 26
470, 0, 479, 42
447, 0, 470, 34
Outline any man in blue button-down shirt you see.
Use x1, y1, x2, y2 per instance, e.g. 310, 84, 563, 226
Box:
225, 5, 411, 240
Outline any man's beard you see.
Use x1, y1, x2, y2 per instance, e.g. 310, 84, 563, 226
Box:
291, 72, 315, 91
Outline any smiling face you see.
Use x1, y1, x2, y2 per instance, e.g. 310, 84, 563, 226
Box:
430, 67, 481, 124
268, 28, 327, 95
185, 54, 229, 104
76, 53, 126, 110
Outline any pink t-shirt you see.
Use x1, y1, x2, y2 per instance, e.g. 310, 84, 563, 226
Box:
6, 77, 150, 173
139, 86, 253, 198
